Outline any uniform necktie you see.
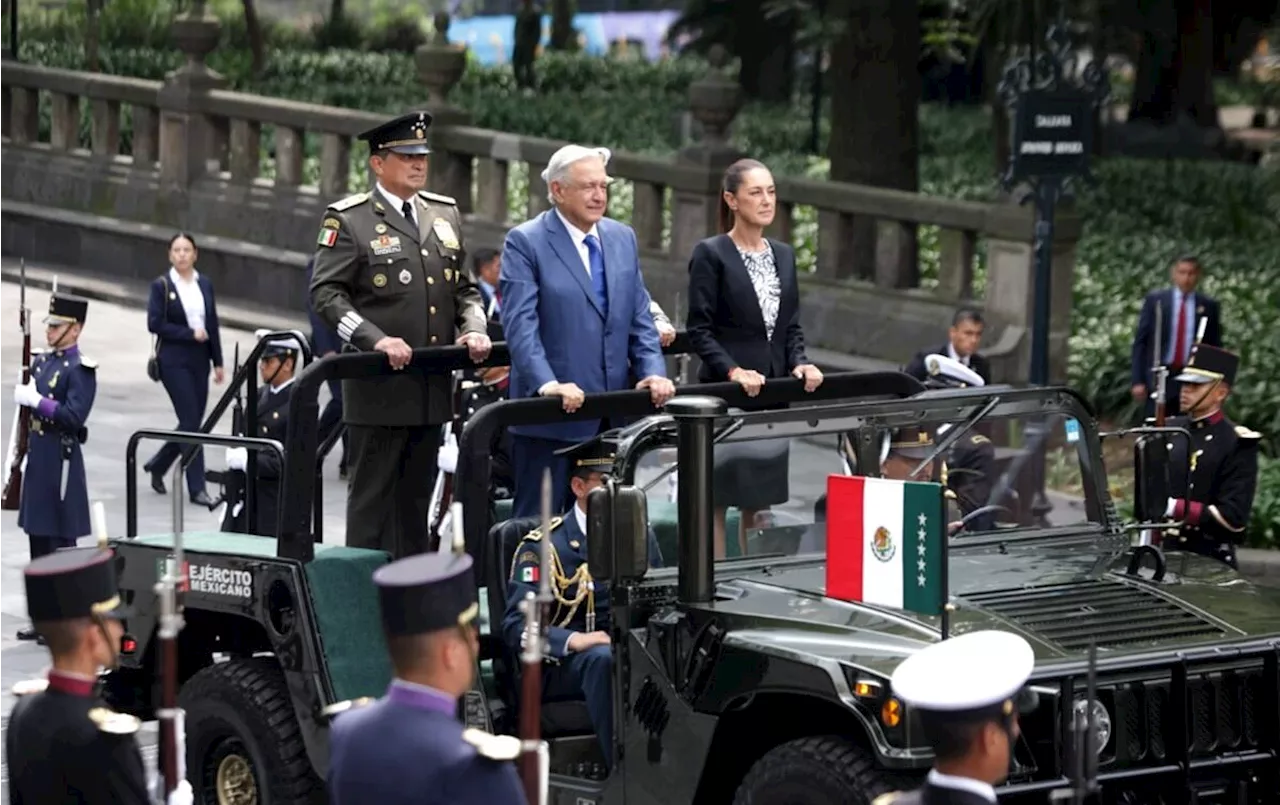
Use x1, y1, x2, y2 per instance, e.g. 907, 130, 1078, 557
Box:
584, 234, 608, 317
401, 200, 415, 228
1172, 292, 1188, 369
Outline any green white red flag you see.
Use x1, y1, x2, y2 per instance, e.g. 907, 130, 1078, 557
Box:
825, 474, 945, 615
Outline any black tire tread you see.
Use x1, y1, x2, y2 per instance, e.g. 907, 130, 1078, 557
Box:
732, 734, 913, 805
179, 656, 321, 804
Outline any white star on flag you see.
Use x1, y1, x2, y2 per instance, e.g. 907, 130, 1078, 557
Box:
917, 573, 926, 587
917, 527, 926, 540
918, 558, 926, 572
918, 541, 926, 556
918, 512, 927, 526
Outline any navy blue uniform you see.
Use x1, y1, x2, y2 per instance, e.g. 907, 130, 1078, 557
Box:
222, 383, 291, 537
18, 345, 96, 555
1166, 411, 1260, 567
328, 681, 525, 805
502, 510, 663, 765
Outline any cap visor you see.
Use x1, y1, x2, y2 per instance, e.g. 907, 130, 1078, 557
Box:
1174, 372, 1213, 384
102, 602, 134, 620
43, 314, 77, 325
389, 144, 431, 155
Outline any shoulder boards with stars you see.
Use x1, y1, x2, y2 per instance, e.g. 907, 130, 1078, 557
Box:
461, 727, 522, 760
319, 696, 375, 722
418, 190, 457, 206
79, 354, 98, 370
520, 516, 564, 543
1235, 425, 1261, 441
11, 678, 49, 697
88, 706, 141, 735
327, 192, 369, 212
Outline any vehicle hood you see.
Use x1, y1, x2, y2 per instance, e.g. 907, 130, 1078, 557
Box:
703, 541, 1280, 678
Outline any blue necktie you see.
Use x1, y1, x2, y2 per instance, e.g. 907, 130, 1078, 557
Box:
584, 234, 608, 317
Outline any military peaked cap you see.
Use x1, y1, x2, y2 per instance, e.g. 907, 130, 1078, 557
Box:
554, 430, 623, 477
375, 552, 478, 637
359, 111, 433, 156
25, 547, 129, 622
890, 630, 1038, 724
922, 353, 985, 389
1175, 344, 1239, 386
881, 425, 935, 463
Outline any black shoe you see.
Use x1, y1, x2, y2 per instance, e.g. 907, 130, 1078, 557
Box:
191, 491, 215, 509
16, 626, 38, 641
150, 472, 166, 495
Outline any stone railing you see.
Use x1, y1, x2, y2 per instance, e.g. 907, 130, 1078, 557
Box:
0, 8, 1080, 381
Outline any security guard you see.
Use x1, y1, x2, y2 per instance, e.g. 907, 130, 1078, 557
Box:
5, 547, 157, 804
501, 434, 664, 770
219, 330, 306, 537
1164, 344, 1260, 568
922, 354, 997, 531
874, 630, 1037, 805
326, 552, 526, 805
12, 292, 97, 642
310, 110, 492, 559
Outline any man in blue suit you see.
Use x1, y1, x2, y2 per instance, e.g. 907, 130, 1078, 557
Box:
327, 551, 526, 805
500, 144, 675, 518
305, 256, 348, 479
1130, 255, 1222, 419
11, 293, 98, 642
502, 435, 663, 770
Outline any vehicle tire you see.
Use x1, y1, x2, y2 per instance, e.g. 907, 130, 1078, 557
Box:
732, 735, 908, 805
180, 656, 322, 805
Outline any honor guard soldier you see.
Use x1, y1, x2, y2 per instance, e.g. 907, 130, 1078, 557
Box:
921, 354, 998, 531
219, 330, 306, 537
12, 293, 97, 642
310, 110, 492, 559
874, 631, 1037, 805
501, 434, 664, 770
5, 547, 151, 805
1163, 344, 1260, 568
326, 552, 526, 805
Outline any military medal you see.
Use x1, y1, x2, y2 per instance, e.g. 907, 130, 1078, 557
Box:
444, 268, 452, 282
375, 223, 387, 234
373, 273, 387, 288
370, 235, 402, 256
399, 269, 412, 285
432, 218, 460, 250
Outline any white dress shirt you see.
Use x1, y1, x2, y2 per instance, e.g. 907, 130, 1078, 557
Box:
947, 341, 970, 367
270, 376, 295, 395
378, 181, 416, 227
555, 207, 601, 278
168, 267, 206, 333
927, 769, 996, 803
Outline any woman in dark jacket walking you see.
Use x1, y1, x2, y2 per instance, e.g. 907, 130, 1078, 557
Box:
686, 158, 824, 559
143, 232, 225, 506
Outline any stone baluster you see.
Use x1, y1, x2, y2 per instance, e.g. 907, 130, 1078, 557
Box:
417, 12, 473, 210
157, 0, 229, 191
669, 45, 744, 264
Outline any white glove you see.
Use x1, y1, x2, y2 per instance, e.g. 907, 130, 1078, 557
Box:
225, 447, 248, 472
13, 381, 41, 409
167, 781, 194, 805
1165, 497, 1177, 518
437, 441, 458, 474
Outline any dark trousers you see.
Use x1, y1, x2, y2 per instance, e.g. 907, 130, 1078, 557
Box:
346, 424, 441, 559
510, 434, 576, 519
146, 360, 210, 496
318, 377, 348, 468
544, 645, 614, 769
28, 534, 77, 559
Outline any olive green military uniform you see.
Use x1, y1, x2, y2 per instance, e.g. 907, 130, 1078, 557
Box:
311, 121, 487, 558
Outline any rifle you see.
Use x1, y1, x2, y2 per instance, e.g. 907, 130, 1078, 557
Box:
428, 372, 471, 551
672, 291, 690, 386
517, 469, 553, 805
1150, 302, 1168, 428
210, 345, 245, 530
1051, 641, 1100, 804
155, 465, 189, 799
2, 258, 31, 511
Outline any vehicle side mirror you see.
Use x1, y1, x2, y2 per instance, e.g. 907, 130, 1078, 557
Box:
586, 479, 650, 583
1133, 432, 1172, 522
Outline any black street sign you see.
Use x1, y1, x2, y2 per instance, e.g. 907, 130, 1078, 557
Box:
1009, 89, 1095, 183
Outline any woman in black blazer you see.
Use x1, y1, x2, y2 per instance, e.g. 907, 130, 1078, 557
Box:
143, 232, 225, 507
686, 158, 824, 559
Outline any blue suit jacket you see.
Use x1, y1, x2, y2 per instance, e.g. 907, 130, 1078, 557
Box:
1131, 287, 1221, 386
305, 258, 343, 357
499, 211, 666, 441
328, 696, 525, 805
147, 273, 225, 369
502, 509, 663, 660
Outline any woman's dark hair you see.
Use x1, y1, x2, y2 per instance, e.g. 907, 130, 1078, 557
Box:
718, 158, 769, 234
168, 231, 198, 251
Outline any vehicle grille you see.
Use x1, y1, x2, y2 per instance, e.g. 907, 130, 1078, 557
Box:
962, 579, 1227, 651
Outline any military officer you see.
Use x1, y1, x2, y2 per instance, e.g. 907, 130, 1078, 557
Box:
219, 330, 306, 537
326, 551, 527, 805
921, 354, 998, 531
501, 435, 664, 770
5, 547, 156, 804
1163, 344, 1260, 568
310, 110, 492, 559
874, 630, 1037, 805
12, 292, 97, 642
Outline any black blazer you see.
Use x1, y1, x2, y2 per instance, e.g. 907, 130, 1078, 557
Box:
686, 234, 808, 383
148, 272, 224, 370
904, 343, 990, 385
1130, 287, 1221, 386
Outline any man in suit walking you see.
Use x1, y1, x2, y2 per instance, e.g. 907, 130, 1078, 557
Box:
904, 308, 991, 385
1130, 255, 1222, 419
500, 144, 675, 518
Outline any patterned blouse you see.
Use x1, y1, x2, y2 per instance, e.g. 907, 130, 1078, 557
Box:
738, 244, 781, 341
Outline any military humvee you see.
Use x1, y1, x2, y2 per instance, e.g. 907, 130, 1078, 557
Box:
104, 345, 1280, 805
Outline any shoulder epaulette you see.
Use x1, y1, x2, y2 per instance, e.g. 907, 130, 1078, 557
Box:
327, 192, 369, 212
461, 727, 522, 760
320, 697, 375, 721
12, 678, 48, 697
1235, 425, 1261, 441
871, 793, 903, 805
969, 434, 990, 445
418, 190, 457, 206
519, 516, 564, 544
79, 354, 98, 370
88, 706, 141, 735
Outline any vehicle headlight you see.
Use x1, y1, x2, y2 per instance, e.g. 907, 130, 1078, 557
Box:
1072, 697, 1112, 755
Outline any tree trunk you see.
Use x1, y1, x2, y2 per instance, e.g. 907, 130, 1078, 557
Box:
1128, 0, 1218, 127
826, 0, 920, 285
735, 6, 795, 103
330, 0, 345, 24
551, 0, 577, 51
86, 0, 101, 72
243, 0, 266, 76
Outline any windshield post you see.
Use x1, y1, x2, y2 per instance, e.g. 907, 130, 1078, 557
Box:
669, 396, 728, 605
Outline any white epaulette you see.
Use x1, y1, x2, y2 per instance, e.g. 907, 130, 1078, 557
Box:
11, 678, 49, 696
462, 728, 522, 760
88, 706, 141, 735
320, 697, 376, 720
1235, 425, 1261, 440
328, 192, 370, 212
79, 354, 98, 370
418, 190, 457, 206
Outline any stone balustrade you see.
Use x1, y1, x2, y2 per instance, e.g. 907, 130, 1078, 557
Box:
0, 11, 1080, 381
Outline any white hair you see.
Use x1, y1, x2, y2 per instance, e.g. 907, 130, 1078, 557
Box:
541, 144, 612, 204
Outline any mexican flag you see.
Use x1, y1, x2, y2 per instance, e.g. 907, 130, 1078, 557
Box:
825, 475, 945, 615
